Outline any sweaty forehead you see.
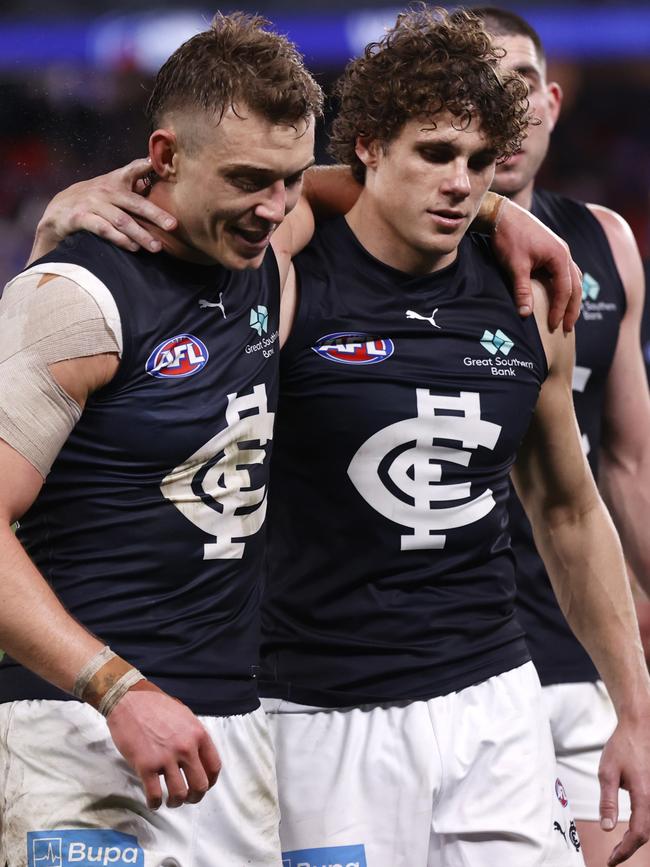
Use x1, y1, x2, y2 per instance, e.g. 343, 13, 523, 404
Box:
493, 33, 545, 77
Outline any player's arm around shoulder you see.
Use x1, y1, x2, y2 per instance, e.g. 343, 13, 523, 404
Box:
513, 282, 650, 866
0, 273, 220, 810
587, 204, 650, 591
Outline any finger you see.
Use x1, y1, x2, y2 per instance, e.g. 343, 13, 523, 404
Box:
607, 818, 650, 866
108, 189, 176, 233
599, 767, 620, 832
181, 757, 210, 805
511, 274, 533, 317
118, 157, 154, 184
88, 200, 165, 251
141, 769, 163, 811
562, 261, 583, 333
163, 764, 189, 809
198, 734, 222, 789
75, 214, 141, 253
546, 263, 572, 332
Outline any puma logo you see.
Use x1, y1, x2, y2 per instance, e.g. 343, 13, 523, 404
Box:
405, 308, 440, 329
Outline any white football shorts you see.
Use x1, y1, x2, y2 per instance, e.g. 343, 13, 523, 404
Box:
542, 680, 631, 823
264, 662, 585, 867
0, 699, 282, 867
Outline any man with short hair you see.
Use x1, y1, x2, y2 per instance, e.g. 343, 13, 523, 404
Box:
470, 8, 650, 866
0, 12, 321, 866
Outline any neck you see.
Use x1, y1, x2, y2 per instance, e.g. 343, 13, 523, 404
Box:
505, 180, 535, 212
345, 191, 457, 276
140, 184, 216, 265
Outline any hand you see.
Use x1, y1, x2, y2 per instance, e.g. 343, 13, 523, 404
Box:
598, 717, 650, 865
106, 680, 221, 810
491, 199, 582, 333
35, 158, 177, 255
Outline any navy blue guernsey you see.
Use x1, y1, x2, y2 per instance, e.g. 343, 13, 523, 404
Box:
512, 189, 626, 685
260, 217, 547, 707
0, 231, 280, 716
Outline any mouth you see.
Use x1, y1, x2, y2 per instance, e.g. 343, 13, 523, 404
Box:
228, 225, 275, 254
427, 210, 467, 231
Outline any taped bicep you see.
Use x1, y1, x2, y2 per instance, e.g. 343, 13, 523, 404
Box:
0, 268, 123, 478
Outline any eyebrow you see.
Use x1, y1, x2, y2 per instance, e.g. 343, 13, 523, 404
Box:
222, 157, 315, 178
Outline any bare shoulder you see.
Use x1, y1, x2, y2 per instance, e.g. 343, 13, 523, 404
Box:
531, 278, 574, 376
586, 203, 645, 304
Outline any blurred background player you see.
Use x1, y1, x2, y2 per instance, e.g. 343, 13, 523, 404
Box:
473, 8, 650, 866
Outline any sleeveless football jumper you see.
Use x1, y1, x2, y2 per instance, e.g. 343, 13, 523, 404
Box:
260, 217, 547, 707
0, 231, 280, 716
512, 189, 626, 686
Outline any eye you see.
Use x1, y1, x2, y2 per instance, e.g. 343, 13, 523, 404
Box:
469, 152, 497, 172
231, 177, 264, 193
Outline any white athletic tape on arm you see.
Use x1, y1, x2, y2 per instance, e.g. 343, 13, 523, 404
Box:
72, 646, 117, 699
97, 668, 146, 718
0, 267, 123, 477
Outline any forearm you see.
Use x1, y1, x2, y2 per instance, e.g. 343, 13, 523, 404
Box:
531, 499, 650, 716
599, 451, 650, 592
302, 165, 361, 219
28, 220, 60, 265
0, 524, 104, 693
471, 190, 505, 233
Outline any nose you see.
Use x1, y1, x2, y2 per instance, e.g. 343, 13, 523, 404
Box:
255, 180, 287, 225
441, 160, 471, 198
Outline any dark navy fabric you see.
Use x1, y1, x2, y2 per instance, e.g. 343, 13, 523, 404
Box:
260, 217, 547, 707
0, 231, 280, 716
512, 189, 626, 685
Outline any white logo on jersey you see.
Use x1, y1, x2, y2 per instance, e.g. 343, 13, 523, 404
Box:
405, 307, 441, 329
160, 384, 274, 559
198, 291, 226, 318
348, 390, 501, 550
572, 365, 592, 456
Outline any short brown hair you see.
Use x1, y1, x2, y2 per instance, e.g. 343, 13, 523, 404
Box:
329, 6, 530, 182
471, 7, 547, 69
146, 12, 323, 139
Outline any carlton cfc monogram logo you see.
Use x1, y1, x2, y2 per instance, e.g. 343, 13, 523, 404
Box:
145, 333, 209, 379
160, 384, 274, 559
348, 390, 501, 550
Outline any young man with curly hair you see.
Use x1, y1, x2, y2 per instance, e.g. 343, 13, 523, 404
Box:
257, 8, 650, 866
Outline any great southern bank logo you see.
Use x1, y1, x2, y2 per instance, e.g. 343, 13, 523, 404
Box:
282, 844, 367, 867
145, 333, 208, 379
582, 272, 600, 302
250, 305, 269, 336
27, 829, 144, 867
480, 328, 514, 356
312, 332, 394, 365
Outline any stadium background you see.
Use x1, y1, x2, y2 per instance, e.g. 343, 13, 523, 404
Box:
1, 0, 649, 379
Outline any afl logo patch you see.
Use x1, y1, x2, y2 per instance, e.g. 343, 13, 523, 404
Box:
312, 332, 394, 365
145, 333, 209, 379
555, 778, 568, 808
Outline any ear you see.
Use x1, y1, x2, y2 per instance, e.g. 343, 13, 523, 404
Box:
546, 81, 563, 133
149, 129, 179, 181
354, 136, 382, 171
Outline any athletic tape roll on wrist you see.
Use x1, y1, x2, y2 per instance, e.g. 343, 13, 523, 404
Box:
72, 646, 116, 699
98, 668, 146, 718
74, 646, 145, 714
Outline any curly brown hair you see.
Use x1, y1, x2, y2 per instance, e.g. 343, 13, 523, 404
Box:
146, 12, 323, 147
329, 6, 530, 182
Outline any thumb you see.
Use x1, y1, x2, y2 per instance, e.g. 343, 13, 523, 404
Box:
510, 272, 533, 317
600, 770, 620, 831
